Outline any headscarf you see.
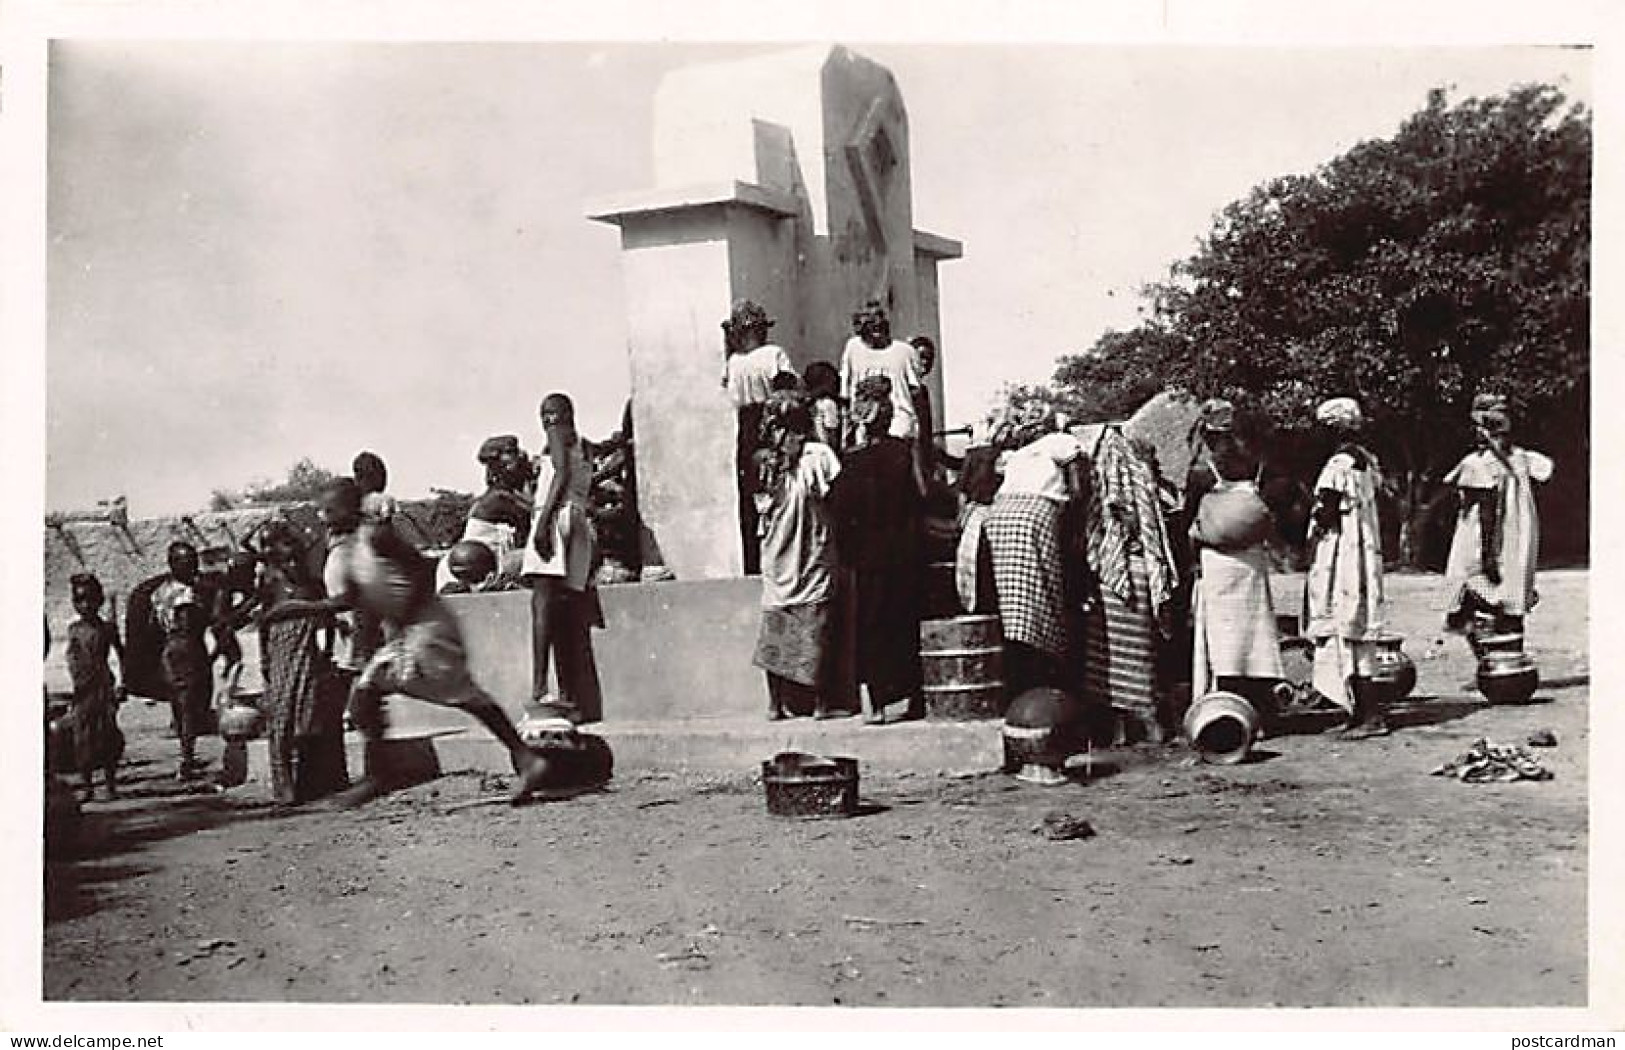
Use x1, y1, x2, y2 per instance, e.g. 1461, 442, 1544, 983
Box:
726, 299, 775, 334
1085, 427, 1177, 627
477, 435, 520, 465
1196, 398, 1235, 435
1470, 392, 1511, 435
1315, 397, 1364, 430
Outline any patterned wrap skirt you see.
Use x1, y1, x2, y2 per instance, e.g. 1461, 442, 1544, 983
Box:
986, 493, 1070, 659
1081, 552, 1158, 715
753, 602, 832, 689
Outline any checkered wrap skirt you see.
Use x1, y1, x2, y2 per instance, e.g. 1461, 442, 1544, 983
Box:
986, 492, 1070, 659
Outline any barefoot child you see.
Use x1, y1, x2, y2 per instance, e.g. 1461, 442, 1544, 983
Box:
286, 478, 557, 807
65, 574, 126, 801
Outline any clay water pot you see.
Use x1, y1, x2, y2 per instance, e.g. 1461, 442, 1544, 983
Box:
1002, 687, 1083, 785
447, 539, 499, 587
218, 701, 266, 741
1352, 634, 1417, 705
1477, 649, 1539, 705
1183, 690, 1260, 765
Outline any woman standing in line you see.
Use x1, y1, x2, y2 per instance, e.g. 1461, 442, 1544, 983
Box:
753, 396, 844, 720
984, 412, 1087, 693
1187, 399, 1282, 718
1440, 391, 1554, 641
833, 376, 926, 724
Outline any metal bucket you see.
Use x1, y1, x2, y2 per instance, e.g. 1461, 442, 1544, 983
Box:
761, 752, 859, 819
920, 614, 1005, 720
1477, 649, 1540, 705
1183, 690, 1259, 765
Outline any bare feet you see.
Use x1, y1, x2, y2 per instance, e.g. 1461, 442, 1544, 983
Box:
333, 777, 389, 809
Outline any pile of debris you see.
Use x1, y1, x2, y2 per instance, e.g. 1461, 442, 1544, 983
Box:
1430, 738, 1554, 783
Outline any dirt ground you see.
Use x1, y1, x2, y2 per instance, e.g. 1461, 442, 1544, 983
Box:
42, 571, 1589, 1008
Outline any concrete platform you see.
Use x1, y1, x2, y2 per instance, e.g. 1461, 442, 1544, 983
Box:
244, 715, 1004, 789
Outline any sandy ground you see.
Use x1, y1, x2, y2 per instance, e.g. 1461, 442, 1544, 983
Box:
42, 571, 1588, 1008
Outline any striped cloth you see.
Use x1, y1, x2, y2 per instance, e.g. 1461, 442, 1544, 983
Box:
986, 492, 1069, 659
1083, 426, 1177, 627
1082, 552, 1157, 714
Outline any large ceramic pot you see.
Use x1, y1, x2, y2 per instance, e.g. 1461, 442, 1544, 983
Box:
1002, 687, 1083, 785
1183, 690, 1259, 765
1477, 649, 1540, 705
218, 701, 266, 741
1352, 634, 1417, 705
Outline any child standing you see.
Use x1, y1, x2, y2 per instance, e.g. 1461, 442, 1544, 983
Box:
65, 573, 126, 801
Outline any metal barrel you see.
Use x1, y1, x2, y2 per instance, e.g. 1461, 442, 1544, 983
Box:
920, 614, 1005, 720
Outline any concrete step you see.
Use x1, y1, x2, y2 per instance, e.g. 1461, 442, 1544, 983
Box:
243, 714, 1005, 790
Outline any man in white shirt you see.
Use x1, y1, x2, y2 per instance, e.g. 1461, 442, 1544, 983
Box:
721, 299, 796, 575
840, 301, 921, 445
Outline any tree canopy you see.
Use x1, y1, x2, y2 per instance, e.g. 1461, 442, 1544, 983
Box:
209, 458, 337, 512
1030, 83, 1589, 560
1055, 84, 1587, 448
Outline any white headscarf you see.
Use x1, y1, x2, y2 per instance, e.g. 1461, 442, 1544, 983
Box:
1315, 397, 1363, 429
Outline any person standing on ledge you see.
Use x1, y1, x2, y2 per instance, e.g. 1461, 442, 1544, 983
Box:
1301, 397, 1389, 739
438, 435, 537, 594
1440, 391, 1554, 642
522, 392, 605, 728
840, 301, 921, 453
721, 299, 796, 575
908, 334, 940, 479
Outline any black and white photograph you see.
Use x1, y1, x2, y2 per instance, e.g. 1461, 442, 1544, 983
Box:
5, 0, 1616, 1033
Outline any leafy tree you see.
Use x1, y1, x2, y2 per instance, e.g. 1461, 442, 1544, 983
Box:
207, 458, 337, 511
1047, 83, 1589, 564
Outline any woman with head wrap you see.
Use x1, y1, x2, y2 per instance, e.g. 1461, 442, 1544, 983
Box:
1187, 399, 1283, 717
985, 406, 1087, 692
1302, 397, 1389, 737
1440, 391, 1554, 639
436, 435, 535, 594
833, 375, 926, 724
1077, 424, 1181, 741
752, 395, 844, 720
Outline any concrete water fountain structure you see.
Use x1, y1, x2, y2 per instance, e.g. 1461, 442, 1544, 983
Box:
40, 47, 990, 780
266, 46, 986, 778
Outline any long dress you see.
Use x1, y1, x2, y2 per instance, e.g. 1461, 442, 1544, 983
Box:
1190, 479, 1283, 695
261, 605, 325, 804
834, 436, 923, 709
1301, 447, 1386, 714
753, 442, 842, 710
66, 617, 124, 775
1440, 446, 1554, 628
1079, 427, 1179, 720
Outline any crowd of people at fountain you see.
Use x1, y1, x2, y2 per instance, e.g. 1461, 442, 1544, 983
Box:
44, 296, 1554, 810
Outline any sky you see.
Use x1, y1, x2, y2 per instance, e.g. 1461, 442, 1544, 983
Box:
45, 41, 1591, 516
